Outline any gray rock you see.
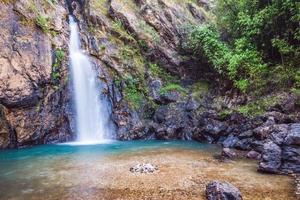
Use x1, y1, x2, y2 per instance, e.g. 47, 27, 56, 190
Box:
238, 130, 253, 139
285, 123, 300, 146
149, 79, 162, 102
130, 163, 158, 174
269, 124, 289, 145
281, 146, 300, 173
258, 141, 282, 173
246, 150, 261, 160
203, 119, 227, 136
222, 148, 237, 159
222, 135, 239, 148
185, 97, 200, 111
160, 91, 180, 104
206, 181, 242, 200
235, 138, 253, 150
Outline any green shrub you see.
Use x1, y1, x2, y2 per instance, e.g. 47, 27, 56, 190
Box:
123, 76, 144, 109
36, 14, 50, 32
183, 0, 300, 94
51, 49, 65, 86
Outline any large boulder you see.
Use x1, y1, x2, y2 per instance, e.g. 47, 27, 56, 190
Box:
206, 181, 242, 200
284, 123, 300, 146
258, 141, 282, 173
281, 146, 300, 173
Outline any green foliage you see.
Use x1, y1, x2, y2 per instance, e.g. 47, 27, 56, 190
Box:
219, 109, 232, 119
190, 81, 210, 101
160, 83, 186, 95
138, 39, 148, 51
51, 49, 65, 87
236, 96, 279, 117
148, 63, 176, 83
112, 20, 135, 42
184, 0, 300, 94
123, 76, 144, 109
184, 25, 267, 92
36, 14, 50, 32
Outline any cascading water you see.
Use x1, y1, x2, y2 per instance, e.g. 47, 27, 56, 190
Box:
69, 16, 114, 144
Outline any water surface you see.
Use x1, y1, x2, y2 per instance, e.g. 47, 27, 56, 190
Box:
0, 141, 295, 200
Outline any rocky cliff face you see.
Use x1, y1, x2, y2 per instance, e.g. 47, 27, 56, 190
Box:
0, 1, 72, 148
0, 0, 212, 148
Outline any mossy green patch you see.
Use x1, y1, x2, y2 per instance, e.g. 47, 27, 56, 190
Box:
160, 83, 186, 95
235, 96, 280, 117
190, 81, 210, 101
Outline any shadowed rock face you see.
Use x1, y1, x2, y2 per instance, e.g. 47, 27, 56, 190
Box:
0, 2, 73, 148
0, 4, 51, 108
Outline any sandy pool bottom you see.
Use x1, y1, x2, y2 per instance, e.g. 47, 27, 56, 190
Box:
1, 147, 295, 200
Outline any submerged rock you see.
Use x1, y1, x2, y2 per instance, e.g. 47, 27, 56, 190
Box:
246, 150, 261, 160
130, 163, 158, 174
221, 148, 237, 159
206, 181, 242, 200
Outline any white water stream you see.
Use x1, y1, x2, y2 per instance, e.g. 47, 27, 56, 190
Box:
69, 16, 113, 144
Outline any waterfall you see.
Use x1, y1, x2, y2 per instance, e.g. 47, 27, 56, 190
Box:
69, 16, 114, 144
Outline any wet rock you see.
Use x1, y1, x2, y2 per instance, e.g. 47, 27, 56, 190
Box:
250, 140, 266, 153
246, 150, 261, 160
185, 97, 200, 111
281, 146, 300, 174
160, 91, 180, 104
235, 138, 253, 150
153, 103, 198, 140
238, 130, 253, 139
284, 123, 300, 146
130, 163, 158, 174
258, 141, 282, 173
222, 148, 237, 159
0, 106, 13, 149
206, 181, 242, 200
269, 124, 289, 145
149, 79, 162, 102
202, 119, 227, 137
114, 104, 150, 140
222, 135, 239, 148
265, 111, 296, 124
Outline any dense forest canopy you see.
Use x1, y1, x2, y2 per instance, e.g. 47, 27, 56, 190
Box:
184, 0, 300, 94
